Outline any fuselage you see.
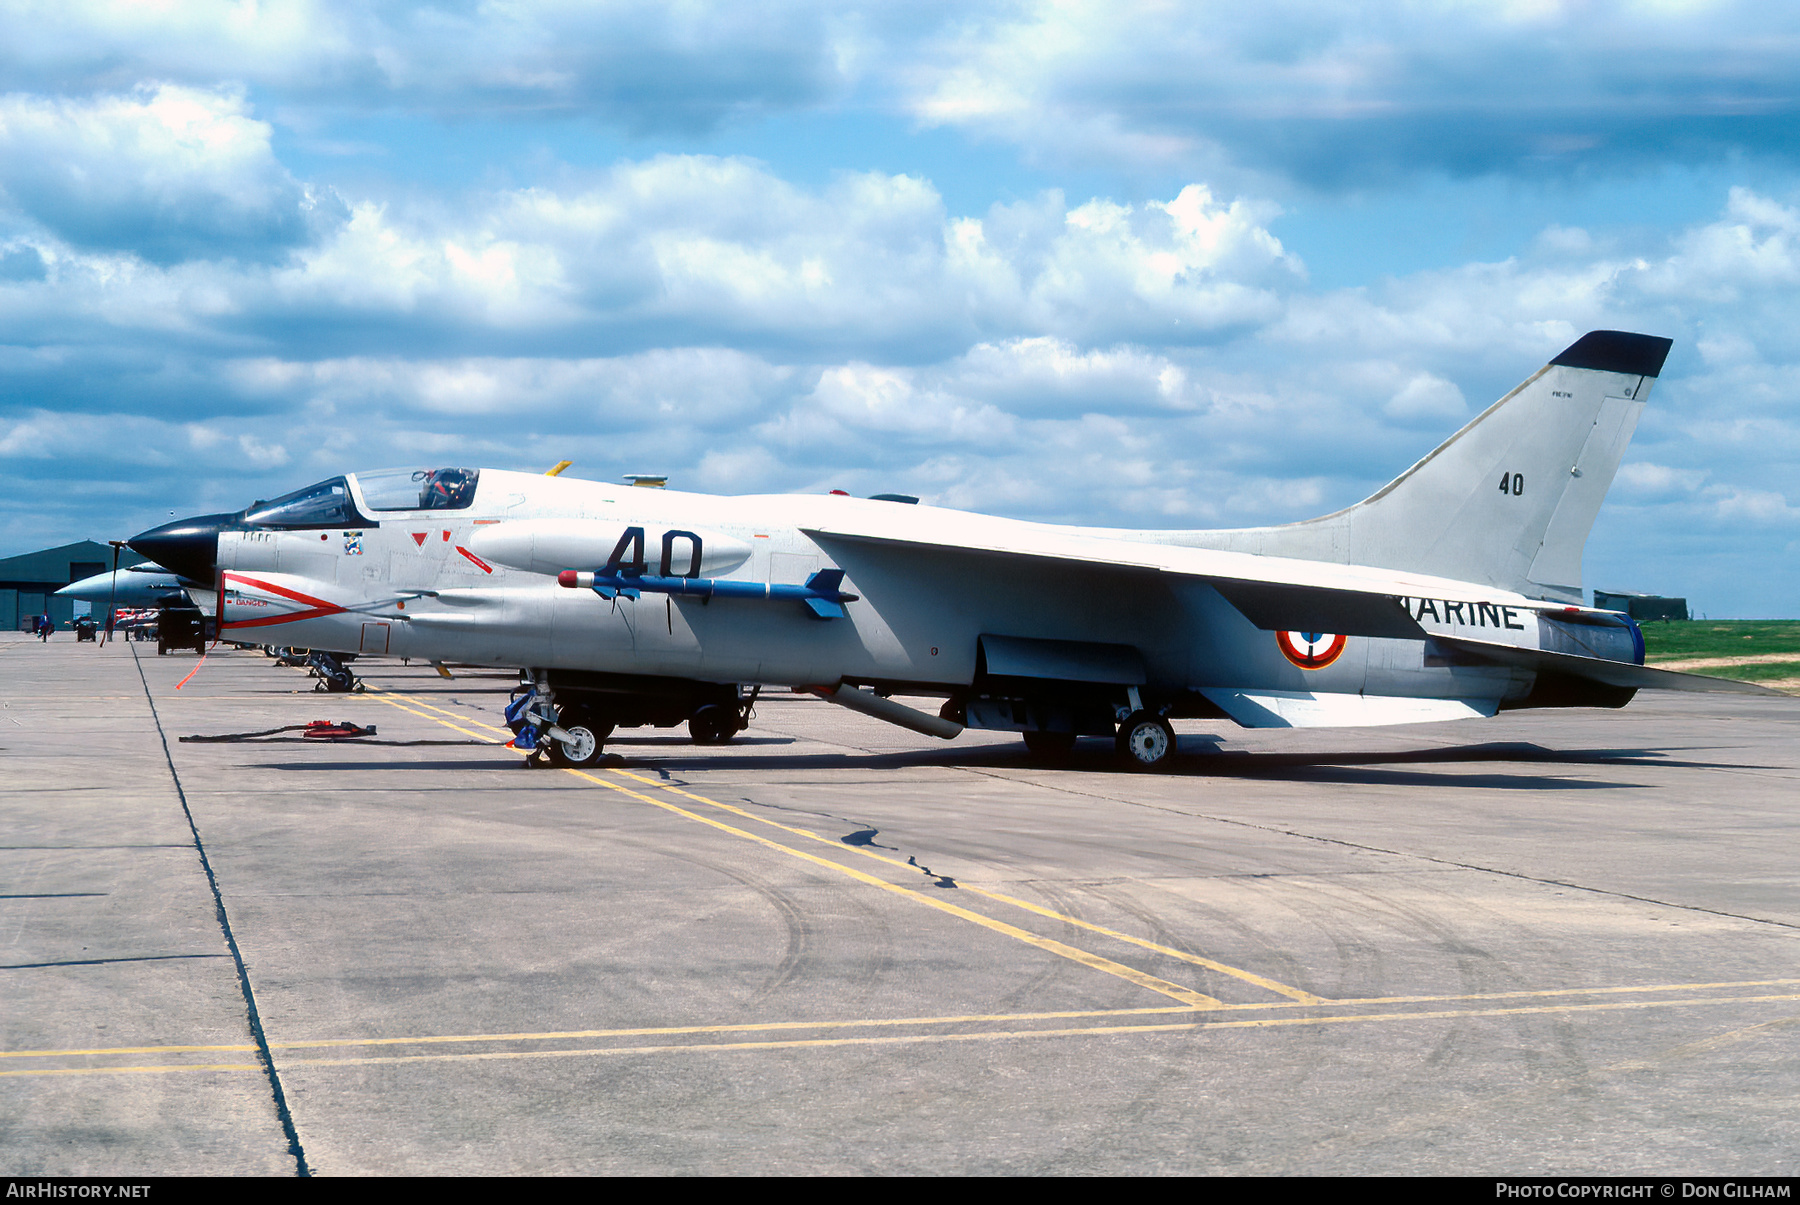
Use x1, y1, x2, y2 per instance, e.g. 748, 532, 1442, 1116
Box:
197, 467, 1638, 728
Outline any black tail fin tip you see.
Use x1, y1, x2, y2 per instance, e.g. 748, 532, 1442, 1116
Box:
1550, 331, 1673, 378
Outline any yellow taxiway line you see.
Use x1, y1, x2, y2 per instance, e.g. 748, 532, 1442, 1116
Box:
6, 989, 1799, 1079
367, 684, 1315, 1004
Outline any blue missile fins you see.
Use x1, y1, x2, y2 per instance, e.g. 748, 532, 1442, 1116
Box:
801, 569, 851, 620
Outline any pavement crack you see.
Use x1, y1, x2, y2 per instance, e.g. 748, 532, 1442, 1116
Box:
838, 827, 896, 851
132, 645, 313, 1177
905, 855, 958, 889
2, 953, 232, 970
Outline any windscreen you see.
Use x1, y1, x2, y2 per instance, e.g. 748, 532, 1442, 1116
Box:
242, 477, 365, 528
355, 467, 481, 511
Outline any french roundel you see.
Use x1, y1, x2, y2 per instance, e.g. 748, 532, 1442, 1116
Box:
1276, 630, 1347, 670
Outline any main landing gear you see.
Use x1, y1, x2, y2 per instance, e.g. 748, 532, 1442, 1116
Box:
688, 701, 745, 746
1017, 714, 1177, 770
1113, 710, 1176, 771
1010, 688, 1181, 771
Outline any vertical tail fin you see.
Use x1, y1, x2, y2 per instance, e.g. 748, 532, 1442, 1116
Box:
1194, 331, 1672, 603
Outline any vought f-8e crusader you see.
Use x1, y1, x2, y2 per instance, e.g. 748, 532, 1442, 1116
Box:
130, 331, 1772, 769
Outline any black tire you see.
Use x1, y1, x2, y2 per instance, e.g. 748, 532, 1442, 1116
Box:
1114, 712, 1176, 771
1022, 731, 1076, 760
547, 707, 609, 768
688, 704, 737, 745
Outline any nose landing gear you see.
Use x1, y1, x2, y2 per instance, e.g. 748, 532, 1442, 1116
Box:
508, 675, 610, 768
547, 705, 612, 768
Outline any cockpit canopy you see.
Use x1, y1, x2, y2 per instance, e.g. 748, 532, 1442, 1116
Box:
355, 467, 481, 512
243, 477, 364, 528
240, 468, 481, 528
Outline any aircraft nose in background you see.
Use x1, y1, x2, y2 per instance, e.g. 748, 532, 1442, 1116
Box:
128, 513, 234, 585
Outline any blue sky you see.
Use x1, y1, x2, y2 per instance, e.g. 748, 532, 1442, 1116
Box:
1, 1, 1796, 616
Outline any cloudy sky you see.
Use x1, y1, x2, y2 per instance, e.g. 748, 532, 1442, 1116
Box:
1, 1, 1796, 616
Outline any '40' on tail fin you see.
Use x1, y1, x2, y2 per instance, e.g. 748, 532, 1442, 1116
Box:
1195, 331, 1673, 604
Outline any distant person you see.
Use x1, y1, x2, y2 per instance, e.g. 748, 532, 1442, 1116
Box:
36, 614, 52, 641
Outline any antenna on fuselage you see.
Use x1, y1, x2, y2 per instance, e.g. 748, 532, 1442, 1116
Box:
544, 461, 573, 477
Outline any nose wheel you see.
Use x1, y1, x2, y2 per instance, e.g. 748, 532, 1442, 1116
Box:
1114, 711, 1176, 771
547, 706, 612, 768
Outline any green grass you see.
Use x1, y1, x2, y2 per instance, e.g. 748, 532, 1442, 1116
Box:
1690, 660, 1800, 683
1638, 620, 1800, 662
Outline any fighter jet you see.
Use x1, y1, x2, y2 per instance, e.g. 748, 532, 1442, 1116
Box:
129, 331, 1771, 769
55, 562, 191, 610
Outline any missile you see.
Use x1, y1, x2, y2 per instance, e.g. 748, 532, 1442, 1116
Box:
557, 567, 859, 620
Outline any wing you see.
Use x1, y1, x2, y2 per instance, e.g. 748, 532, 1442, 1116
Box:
802, 516, 1786, 699
800, 517, 1554, 641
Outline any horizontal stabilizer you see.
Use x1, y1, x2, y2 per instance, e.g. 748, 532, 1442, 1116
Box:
1436, 637, 1783, 695
1209, 581, 1426, 640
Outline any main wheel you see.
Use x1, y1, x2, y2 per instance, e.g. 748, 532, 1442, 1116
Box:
1114, 711, 1176, 771
1022, 731, 1076, 760
688, 704, 737, 745
547, 707, 610, 768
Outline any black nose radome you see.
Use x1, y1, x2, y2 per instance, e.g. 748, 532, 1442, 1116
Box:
128, 513, 235, 586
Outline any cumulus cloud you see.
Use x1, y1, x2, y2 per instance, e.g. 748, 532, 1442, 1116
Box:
0, 0, 875, 131
0, 84, 345, 263
1, 120, 1798, 613
1381, 372, 1467, 424
0, 157, 1299, 361
10, 2, 1797, 188
907, 1, 1800, 184
1614, 461, 1709, 500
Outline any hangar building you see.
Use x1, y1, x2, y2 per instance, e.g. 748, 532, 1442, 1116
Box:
0, 541, 139, 632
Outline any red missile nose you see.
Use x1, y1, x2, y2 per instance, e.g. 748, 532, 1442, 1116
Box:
558, 570, 578, 588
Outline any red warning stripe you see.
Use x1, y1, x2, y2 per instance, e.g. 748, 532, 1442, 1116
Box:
455, 546, 494, 574
219, 572, 348, 630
